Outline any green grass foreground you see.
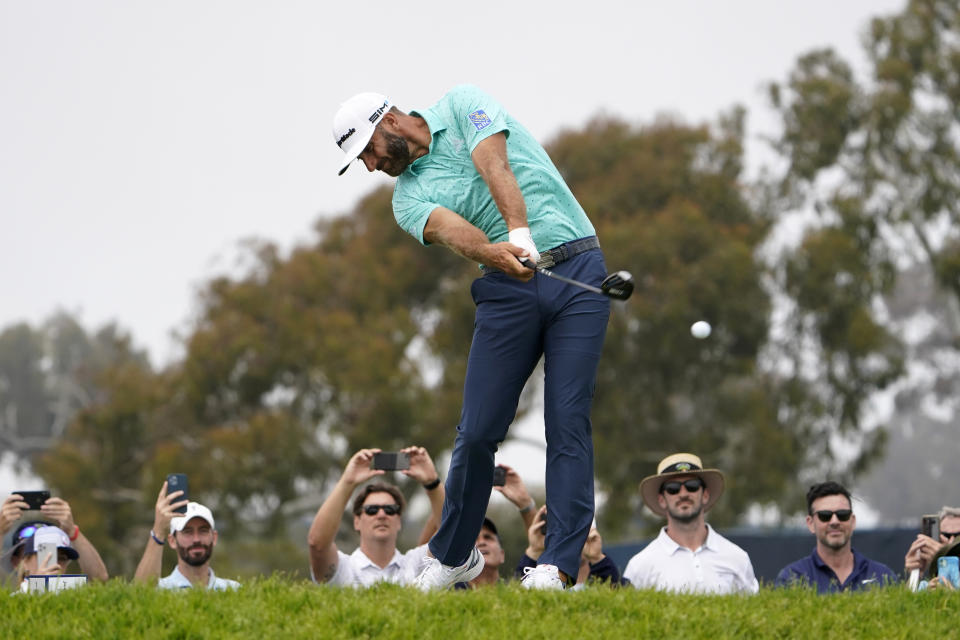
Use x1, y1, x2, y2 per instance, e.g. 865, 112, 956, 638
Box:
2, 577, 959, 639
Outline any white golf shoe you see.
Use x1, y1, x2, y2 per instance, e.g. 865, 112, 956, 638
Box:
521, 564, 565, 590
414, 547, 484, 591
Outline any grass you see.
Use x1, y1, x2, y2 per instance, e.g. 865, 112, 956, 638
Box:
2, 577, 959, 639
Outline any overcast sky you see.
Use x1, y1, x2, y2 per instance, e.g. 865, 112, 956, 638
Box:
1, 0, 905, 367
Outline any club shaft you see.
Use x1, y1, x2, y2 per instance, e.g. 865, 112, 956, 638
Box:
520, 259, 604, 295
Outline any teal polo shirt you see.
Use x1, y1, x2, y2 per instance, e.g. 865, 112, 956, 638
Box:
392, 85, 595, 252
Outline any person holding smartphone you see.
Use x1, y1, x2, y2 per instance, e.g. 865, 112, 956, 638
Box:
307, 446, 443, 587
904, 506, 960, 578
11, 525, 80, 593
133, 480, 240, 590
1, 493, 108, 583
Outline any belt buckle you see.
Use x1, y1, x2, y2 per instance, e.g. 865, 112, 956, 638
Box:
537, 252, 556, 269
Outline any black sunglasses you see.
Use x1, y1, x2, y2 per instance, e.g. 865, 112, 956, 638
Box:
813, 509, 853, 523
661, 479, 704, 495
941, 530, 960, 540
363, 504, 400, 516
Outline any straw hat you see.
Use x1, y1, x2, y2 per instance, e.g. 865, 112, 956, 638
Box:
639, 453, 725, 517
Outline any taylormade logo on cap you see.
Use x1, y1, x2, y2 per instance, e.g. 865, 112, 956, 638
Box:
333, 92, 391, 175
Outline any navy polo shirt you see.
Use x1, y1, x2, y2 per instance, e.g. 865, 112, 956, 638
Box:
775, 547, 898, 593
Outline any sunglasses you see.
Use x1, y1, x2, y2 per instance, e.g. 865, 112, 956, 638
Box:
13, 523, 45, 544
941, 530, 960, 540
363, 504, 400, 516
813, 509, 853, 523
661, 479, 704, 495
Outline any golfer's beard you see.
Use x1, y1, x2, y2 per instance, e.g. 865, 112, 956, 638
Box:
668, 500, 703, 524
179, 543, 213, 567
381, 131, 411, 176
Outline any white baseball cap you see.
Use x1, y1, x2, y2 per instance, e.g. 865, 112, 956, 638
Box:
169, 502, 215, 534
333, 92, 391, 175
22, 525, 79, 560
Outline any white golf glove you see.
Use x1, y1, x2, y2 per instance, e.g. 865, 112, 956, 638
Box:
508, 227, 541, 265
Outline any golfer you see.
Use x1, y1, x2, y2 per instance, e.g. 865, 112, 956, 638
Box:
333, 85, 610, 590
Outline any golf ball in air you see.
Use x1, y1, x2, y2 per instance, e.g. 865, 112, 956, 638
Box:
691, 321, 711, 339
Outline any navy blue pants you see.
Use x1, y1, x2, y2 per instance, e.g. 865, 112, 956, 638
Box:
428, 247, 610, 579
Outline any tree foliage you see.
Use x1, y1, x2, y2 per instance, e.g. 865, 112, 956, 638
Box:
0, 313, 146, 464
763, 0, 960, 519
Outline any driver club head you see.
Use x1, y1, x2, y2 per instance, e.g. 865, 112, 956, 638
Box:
601, 271, 634, 300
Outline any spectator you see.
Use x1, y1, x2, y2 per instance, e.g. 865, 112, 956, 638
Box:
133, 482, 239, 590
1, 493, 108, 582
12, 525, 80, 593
459, 517, 507, 588
518, 508, 628, 588
623, 453, 758, 593
904, 506, 960, 577
492, 464, 540, 532
776, 481, 897, 593
307, 446, 443, 587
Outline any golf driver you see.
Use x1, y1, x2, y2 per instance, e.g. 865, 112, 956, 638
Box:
519, 258, 634, 300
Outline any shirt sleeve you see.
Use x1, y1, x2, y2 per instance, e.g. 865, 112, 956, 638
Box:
588, 555, 629, 586
446, 85, 510, 154
514, 553, 537, 579
622, 553, 648, 588
311, 549, 354, 586
392, 182, 437, 246
737, 555, 760, 594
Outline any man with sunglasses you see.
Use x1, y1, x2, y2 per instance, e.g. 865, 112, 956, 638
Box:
623, 453, 758, 593
775, 481, 897, 592
903, 505, 960, 578
308, 446, 444, 587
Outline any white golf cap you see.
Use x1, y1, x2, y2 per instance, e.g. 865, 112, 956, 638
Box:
333, 92, 391, 175
169, 502, 215, 534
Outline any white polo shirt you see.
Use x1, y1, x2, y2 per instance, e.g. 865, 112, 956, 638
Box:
623, 524, 758, 594
158, 566, 240, 591
315, 544, 430, 588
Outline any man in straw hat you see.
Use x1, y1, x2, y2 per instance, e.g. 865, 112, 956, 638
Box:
623, 453, 758, 593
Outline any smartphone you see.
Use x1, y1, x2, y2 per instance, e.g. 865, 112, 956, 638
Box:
15, 490, 50, 510
166, 473, 189, 513
37, 541, 58, 571
371, 452, 410, 471
537, 510, 547, 537
492, 466, 507, 486
922, 514, 938, 538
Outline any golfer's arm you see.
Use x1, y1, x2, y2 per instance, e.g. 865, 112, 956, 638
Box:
307, 480, 353, 582
471, 133, 529, 231
423, 207, 493, 262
